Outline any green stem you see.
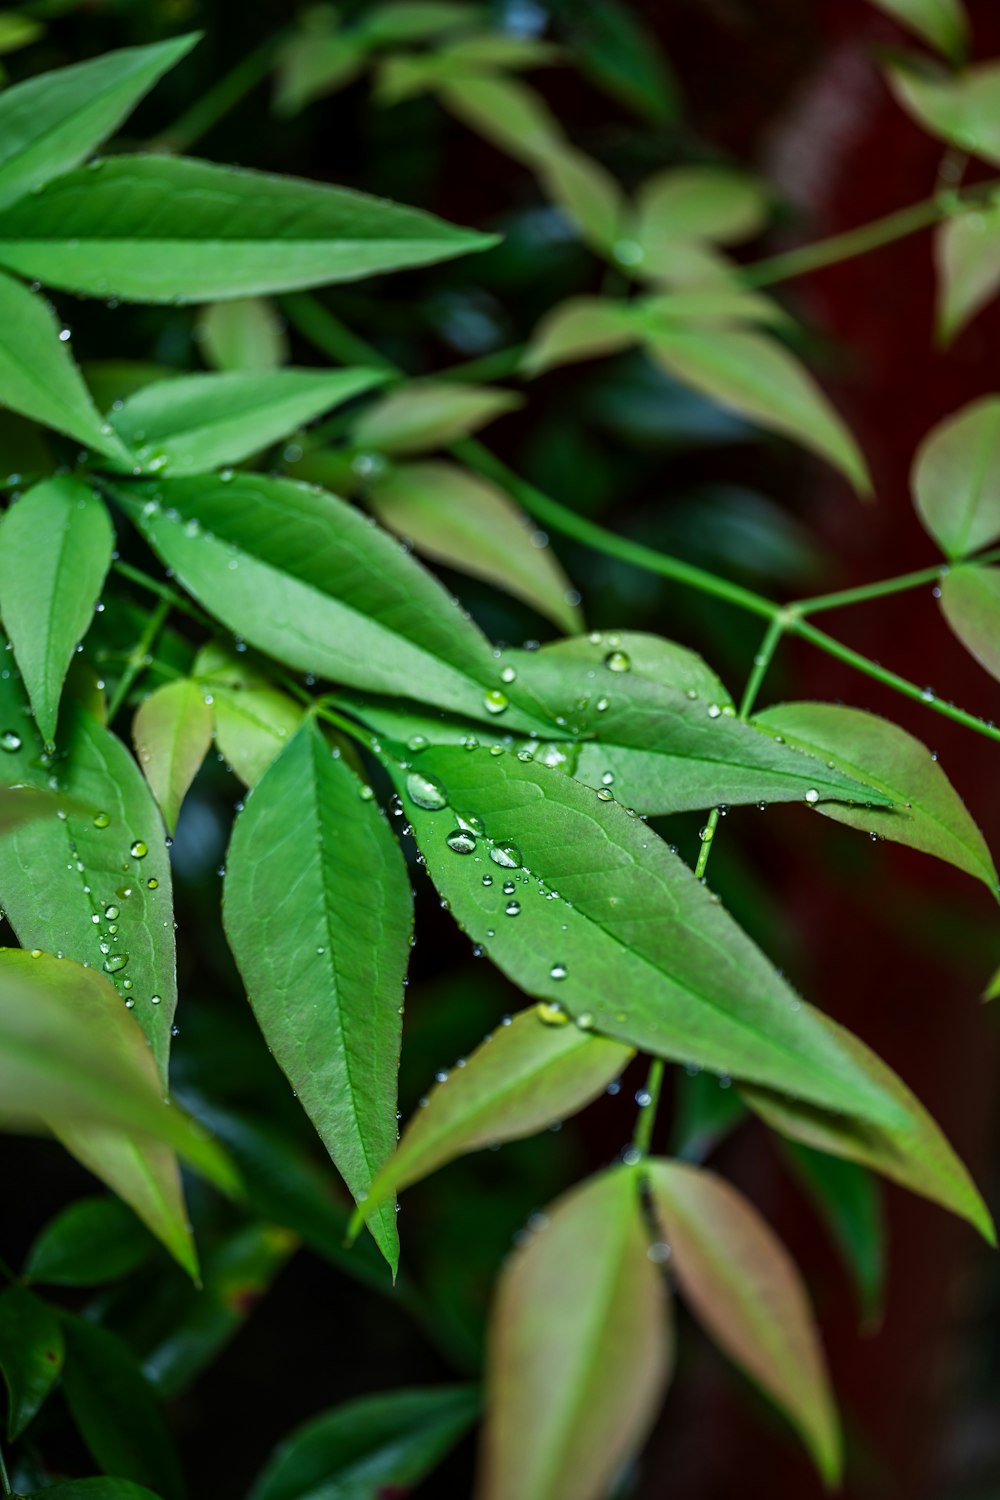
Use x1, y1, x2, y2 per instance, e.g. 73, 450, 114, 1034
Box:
281, 293, 396, 370
631, 1058, 665, 1158
796, 564, 947, 615
106, 598, 170, 723
316, 700, 380, 752
0, 1437, 12, 1497
112, 560, 211, 626
150, 37, 282, 154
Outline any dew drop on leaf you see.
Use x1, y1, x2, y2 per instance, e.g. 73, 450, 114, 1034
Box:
130, 840, 148, 858
549, 963, 568, 981
603, 650, 631, 673
93, 811, 111, 829
103, 954, 128, 973
446, 828, 476, 855
483, 689, 509, 715
405, 770, 448, 810
489, 842, 522, 870
536, 1001, 569, 1026
505, 900, 521, 917
0, 730, 21, 752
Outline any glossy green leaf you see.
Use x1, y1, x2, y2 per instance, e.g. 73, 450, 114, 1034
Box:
780, 1143, 885, 1323
354, 1007, 633, 1229
646, 1159, 840, 1483
866, 0, 968, 59
0, 34, 198, 211
478, 1167, 670, 1500
23, 1481, 163, 1500
935, 201, 1000, 343
193, 643, 304, 787
249, 1385, 479, 1500
132, 680, 212, 834
368, 461, 582, 632
0, 1285, 63, 1439
889, 61, 1000, 165
522, 296, 636, 376
0, 271, 130, 461
223, 719, 413, 1272
25, 1196, 155, 1286
634, 167, 769, 249
60, 1313, 184, 1500
647, 325, 872, 494
939, 564, 1000, 682
114, 474, 512, 723
0, 787, 82, 836
352, 380, 521, 454
196, 298, 288, 372
753, 702, 997, 889
0, 156, 497, 303
912, 396, 1000, 557
110, 368, 387, 476
0, 477, 113, 743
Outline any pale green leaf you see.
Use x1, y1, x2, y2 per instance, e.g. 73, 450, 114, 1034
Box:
0, 1286, 63, 1439
888, 61, 1000, 165
640, 286, 791, 328
634, 166, 769, 248
539, 147, 628, 255
478, 1167, 670, 1500
197, 297, 288, 372
0, 156, 498, 303
132, 680, 213, 834
0, 14, 44, 57
912, 396, 1000, 557
439, 74, 561, 163
0, 476, 113, 743
868, 0, 968, 62
193, 643, 304, 787
360, 2, 486, 45
375, 37, 556, 104
352, 380, 521, 454
939, 564, 1000, 681
522, 296, 636, 376
935, 201, 1000, 343
646, 1158, 840, 1483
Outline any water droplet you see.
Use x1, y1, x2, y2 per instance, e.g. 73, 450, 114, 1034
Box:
505, 899, 521, 917
647, 1241, 672, 1264
446, 828, 477, 855
130, 840, 148, 858
483, 689, 508, 716
604, 650, 630, 673
502, 879, 516, 896
30, 949, 42, 959
406, 734, 428, 753
595, 696, 609, 712
804, 788, 819, 804
707, 703, 722, 719
601, 771, 614, 786
635, 1088, 652, 1107
104, 904, 119, 920
147, 877, 158, 890
103, 954, 128, 973
358, 784, 374, 801
536, 1001, 569, 1025
0, 730, 21, 752
596, 787, 614, 802
490, 842, 522, 870
501, 665, 517, 684
698, 824, 714, 843
482, 874, 493, 887
405, 770, 448, 810
549, 963, 568, 981
93, 811, 111, 828
150, 994, 161, 1005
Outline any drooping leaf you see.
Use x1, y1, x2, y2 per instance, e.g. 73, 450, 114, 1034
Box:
478, 1167, 670, 1500
223, 719, 413, 1271
368, 461, 582, 632
645, 1159, 840, 1483
634, 167, 769, 249
0, 477, 113, 743
351, 380, 521, 454
109, 367, 386, 477
912, 396, 1000, 557
780, 1142, 885, 1324
0, 156, 497, 303
753, 702, 997, 890
249, 1386, 479, 1500
888, 61, 1000, 165
0, 34, 199, 211
0, 271, 130, 461
866, 0, 968, 60
935, 201, 1000, 343
196, 298, 288, 372
354, 1007, 633, 1229
521, 296, 636, 376
0, 1285, 64, 1439
939, 565, 1000, 682
132, 681, 214, 833
25, 1196, 155, 1287
647, 325, 872, 494
193, 643, 304, 787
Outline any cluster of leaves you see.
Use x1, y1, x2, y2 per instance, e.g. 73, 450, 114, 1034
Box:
0, 3, 996, 1498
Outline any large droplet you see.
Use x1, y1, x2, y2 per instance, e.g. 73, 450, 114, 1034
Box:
603, 650, 630, 673
536, 1001, 569, 1026
130, 840, 148, 859
446, 828, 477, 855
505, 899, 521, 917
804, 788, 820, 804
0, 730, 21, 753
405, 770, 448, 811
104, 904, 119, 920
549, 963, 568, 981
103, 954, 128, 974
93, 811, 111, 829
489, 842, 522, 870
483, 689, 509, 716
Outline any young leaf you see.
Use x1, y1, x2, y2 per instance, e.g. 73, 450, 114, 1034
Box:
865, 0, 968, 60
477, 1167, 671, 1500
645, 1159, 840, 1483
196, 298, 288, 372
354, 1007, 633, 1228
0, 477, 113, 744
939, 564, 1000, 681
0, 34, 199, 211
935, 201, 1000, 344
193, 643, 304, 787
384, 745, 906, 1124
647, 325, 872, 494
132, 681, 213, 833
912, 396, 1000, 557
753, 702, 997, 890
634, 167, 769, 249
60, 1313, 185, 1500
368, 461, 583, 632
0, 271, 130, 461
248, 1386, 479, 1500
351, 380, 521, 454
25, 1196, 155, 1287
440, 74, 561, 163
780, 1143, 885, 1324
0, 1285, 64, 1439
888, 61, 1000, 165
0, 156, 497, 303
223, 719, 413, 1272
521, 296, 636, 376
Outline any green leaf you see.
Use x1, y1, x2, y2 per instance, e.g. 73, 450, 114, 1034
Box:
0, 1285, 64, 1439
752, 701, 997, 890
368, 461, 583, 632
780, 1143, 885, 1324
196, 298, 288, 372
360, 2, 485, 45
645, 1159, 840, 1483
522, 296, 636, 376
351, 380, 521, 454
23, 1481, 163, 1500
478, 1167, 670, 1500
439, 74, 561, 162
0, 271, 130, 461
670, 1068, 747, 1161
60, 1313, 185, 1500
539, 147, 628, 255
376, 37, 557, 104
0, 476, 113, 743
634, 167, 769, 248
0, 34, 199, 211
193, 643, 304, 787
647, 325, 872, 494
0, 14, 44, 58
0, 156, 498, 303
0, 787, 82, 837
223, 719, 413, 1272
985, 962, 1000, 1001
561, 0, 680, 124
354, 1007, 633, 1229
273, 22, 366, 117
935, 201, 1000, 343
866, 0, 968, 60
132, 680, 212, 834
113, 474, 511, 722
912, 396, 1000, 557
939, 564, 1000, 682
888, 61, 1000, 165
110, 368, 388, 476
25, 1196, 155, 1287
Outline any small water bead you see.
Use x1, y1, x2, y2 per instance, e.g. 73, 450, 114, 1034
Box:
601, 771, 614, 786
603, 650, 631, 673
104, 905, 119, 920
489, 842, 522, 869
482, 874, 493, 887
406, 734, 428, 753
596, 787, 614, 802
122, 978, 132, 991
358, 784, 374, 801
147, 878, 158, 890
698, 824, 714, 843
0, 730, 21, 752
406, 770, 448, 811
500, 666, 517, 684
483, 689, 509, 716
93, 811, 111, 829
536, 1001, 569, 1026
549, 962, 568, 981
103, 954, 128, 973
150, 994, 161, 1005
804, 788, 820, 805
130, 840, 148, 858
446, 828, 477, 855
647, 1241, 672, 1265
502, 880, 516, 896
707, 703, 722, 719
505, 900, 521, 917
125, 997, 135, 1009
635, 1088, 652, 1107
595, 696, 609, 713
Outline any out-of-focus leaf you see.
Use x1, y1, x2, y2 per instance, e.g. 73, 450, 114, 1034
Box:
133, 680, 213, 834
376, 36, 557, 104
193, 643, 304, 787
352, 380, 521, 454
223, 719, 412, 1272
781, 1142, 885, 1324
888, 60, 1000, 165
646, 1159, 840, 1482
25, 1196, 155, 1287
196, 298, 288, 373
522, 297, 636, 375
0, 1285, 63, 1439
539, 148, 627, 255
368, 461, 582, 632
22, 1482, 163, 1500
670, 1069, 747, 1162
939, 564, 1000, 681
557, 0, 680, 123
0, 14, 44, 57
912, 396, 1000, 556
868, 0, 968, 62
360, 2, 485, 45
477, 1167, 670, 1500
984, 962, 1000, 1000
635, 167, 769, 248
0, 157, 498, 302
82, 362, 179, 411
248, 1386, 479, 1500
935, 201, 1000, 343
753, 702, 997, 890
273, 20, 366, 117
440, 74, 560, 162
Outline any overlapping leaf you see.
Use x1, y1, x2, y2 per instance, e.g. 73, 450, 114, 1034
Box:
889, 60, 1000, 165
25, 1196, 155, 1287
133, 681, 213, 833
351, 380, 521, 454
935, 202, 1000, 343
196, 297, 288, 372
0, 1285, 64, 1439
912, 396, 1000, 557
193, 643, 304, 787
939, 565, 1000, 682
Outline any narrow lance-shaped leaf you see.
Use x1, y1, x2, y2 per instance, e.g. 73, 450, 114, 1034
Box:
353, 1006, 633, 1231
0, 477, 113, 744
351, 380, 522, 454
477, 1167, 671, 1500
780, 1142, 885, 1324
0, 1285, 64, 1439
25, 1196, 155, 1287
196, 297, 288, 372
522, 296, 636, 376
912, 396, 1000, 557
0, 155, 498, 303
223, 719, 413, 1272
939, 565, 1000, 683
645, 1159, 840, 1484
888, 61, 1000, 165
935, 202, 1000, 344
866, 0, 968, 61
133, 680, 213, 834
193, 643, 304, 787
